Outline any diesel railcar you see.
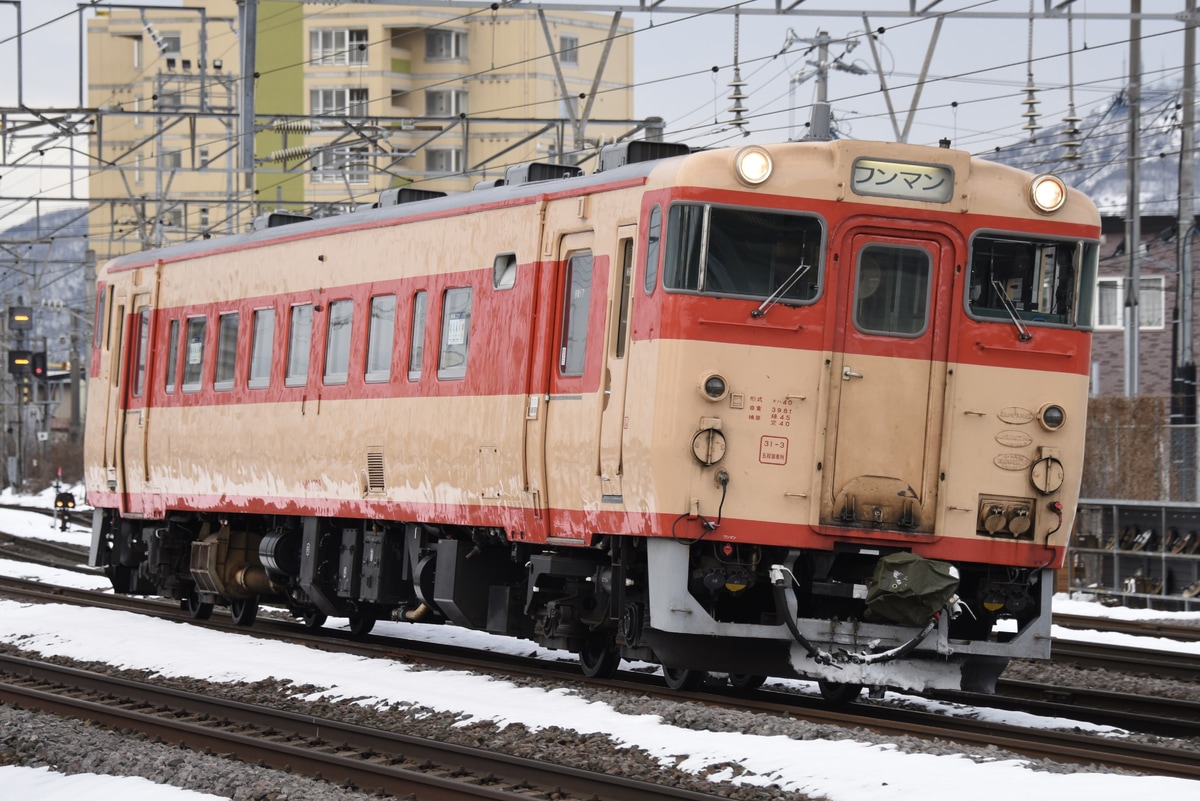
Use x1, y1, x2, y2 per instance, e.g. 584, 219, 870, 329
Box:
86, 135, 1099, 698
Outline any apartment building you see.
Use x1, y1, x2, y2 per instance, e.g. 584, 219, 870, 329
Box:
86, 0, 636, 258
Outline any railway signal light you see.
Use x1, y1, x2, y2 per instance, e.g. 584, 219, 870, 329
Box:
31, 351, 47, 379
7, 306, 32, 331
8, 349, 32, 374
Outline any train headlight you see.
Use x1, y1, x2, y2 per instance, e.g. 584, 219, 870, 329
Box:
734, 146, 773, 186
1038, 403, 1066, 431
1029, 175, 1067, 213
701, 372, 729, 402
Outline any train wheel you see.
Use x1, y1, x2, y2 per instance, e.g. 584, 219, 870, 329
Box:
348, 616, 376, 637
230, 598, 259, 627
300, 610, 327, 630
817, 680, 863, 705
579, 633, 620, 679
662, 667, 707, 691
728, 673, 767, 691
185, 593, 213, 621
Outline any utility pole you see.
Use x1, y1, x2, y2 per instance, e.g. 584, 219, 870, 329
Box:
1125, 0, 1142, 397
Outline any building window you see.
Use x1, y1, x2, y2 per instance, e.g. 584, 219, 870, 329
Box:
310, 87, 369, 118
559, 34, 579, 65
199, 207, 210, 228
249, 308, 274, 389
182, 316, 206, 392
323, 299, 353, 385
159, 33, 181, 55
159, 150, 182, 169
214, 312, 238, 390
165, 318, 180, 393
286, 303, 313, 387
366, 295, 396, 382
425, 89, 466, 117
408, 291, 427, 381
426, 30, 466, 60
132, 36, 143, 69
438, 288, 471, 380
559, 252, 592, 376
310, 28, 369, 66
157, 91, 181, 110
426, 148, 462, 175
198, 147, 210, 168
1095, 276, 1165, 331
314, 145, 370, 184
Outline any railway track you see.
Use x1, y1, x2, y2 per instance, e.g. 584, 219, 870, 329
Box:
0, 652, 732, 801
2, 574, 1198, 781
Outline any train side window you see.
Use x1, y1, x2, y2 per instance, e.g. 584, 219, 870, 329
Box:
164, 319, 180, 394
493, 254, 517, 290
408, 291, 427, 381
248, 308, 274, 389
94, 285, 109, 349
181, 316, 207, 392
285, 303, 313, 387
643, 204, 661, 295
132, 306, 150, 398
437, 287, 472, 380
560, 250, 593, 376
323, 299, 353, 385
614, 238, 633, 359
214, 312, 239, 391
854, 245, 931, 337
365, 295, 396, 383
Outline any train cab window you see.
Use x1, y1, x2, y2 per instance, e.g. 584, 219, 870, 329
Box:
132, 307, 150, 398
437, 287, 472, 380
164, 319, 180, 394
493, 254, 517, 290
854, 246, 931, 337
214, 312, 239, 391
248, 308, 274, 389
408, 291, 427, 381
181, 316, 207, 392
644, 204, 661, 295
365, 295, 396, 383
286, 303, 313, 387
968, 234, 1096, 328
323, 299, 353, 385
560, 250, 593, 376
663, 203, 822, 303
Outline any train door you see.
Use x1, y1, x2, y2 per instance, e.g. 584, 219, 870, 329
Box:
822, 230, 953, 534
541, 231, 605, 540
101, 290, 127, 492
597, 225, 637, 500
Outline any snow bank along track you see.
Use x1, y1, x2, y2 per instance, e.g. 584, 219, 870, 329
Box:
2, 576, 1199, 780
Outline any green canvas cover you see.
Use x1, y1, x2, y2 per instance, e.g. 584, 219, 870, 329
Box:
865, 552, 959, 626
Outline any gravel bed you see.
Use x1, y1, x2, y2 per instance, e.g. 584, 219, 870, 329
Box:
2, 643, 1197, 801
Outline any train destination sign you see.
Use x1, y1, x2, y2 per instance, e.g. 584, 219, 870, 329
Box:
851, 158, 954, 203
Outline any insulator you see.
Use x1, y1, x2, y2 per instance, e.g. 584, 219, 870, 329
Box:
265, 145, 313, 163
271, 119, 313, 133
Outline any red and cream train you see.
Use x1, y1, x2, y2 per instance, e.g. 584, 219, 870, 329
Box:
86, 134, 1099, 698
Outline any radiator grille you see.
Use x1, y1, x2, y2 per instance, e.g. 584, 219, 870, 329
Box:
366, 448, 385, 493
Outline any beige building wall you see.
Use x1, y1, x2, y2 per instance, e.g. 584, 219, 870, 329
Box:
87, 1, 636, 259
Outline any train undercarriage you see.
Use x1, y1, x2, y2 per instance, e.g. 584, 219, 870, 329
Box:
90, 509, 1050, 698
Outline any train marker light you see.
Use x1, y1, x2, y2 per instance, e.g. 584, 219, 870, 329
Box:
1038, 403, 1066, 430
1029, 175, 1066, 213
734, 146, 772, 186
702, 373, 728, 401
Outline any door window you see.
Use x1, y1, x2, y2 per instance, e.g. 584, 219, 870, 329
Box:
559, 251, 593, 376
853, 245, 932, 337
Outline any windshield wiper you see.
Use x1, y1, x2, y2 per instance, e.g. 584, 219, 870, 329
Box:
990, 279, 1033, 341
751, 263, 811, 318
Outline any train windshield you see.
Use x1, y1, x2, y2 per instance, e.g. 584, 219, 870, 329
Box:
662, 204, 823, 303
967, 234, 1098, 328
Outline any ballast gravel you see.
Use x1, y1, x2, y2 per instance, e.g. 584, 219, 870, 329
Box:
1, 644, 1197, 801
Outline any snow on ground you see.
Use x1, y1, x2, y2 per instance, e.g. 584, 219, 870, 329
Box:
1, 499, 1198, 800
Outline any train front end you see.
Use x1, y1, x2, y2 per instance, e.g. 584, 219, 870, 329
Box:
629, 139, 1099, 694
